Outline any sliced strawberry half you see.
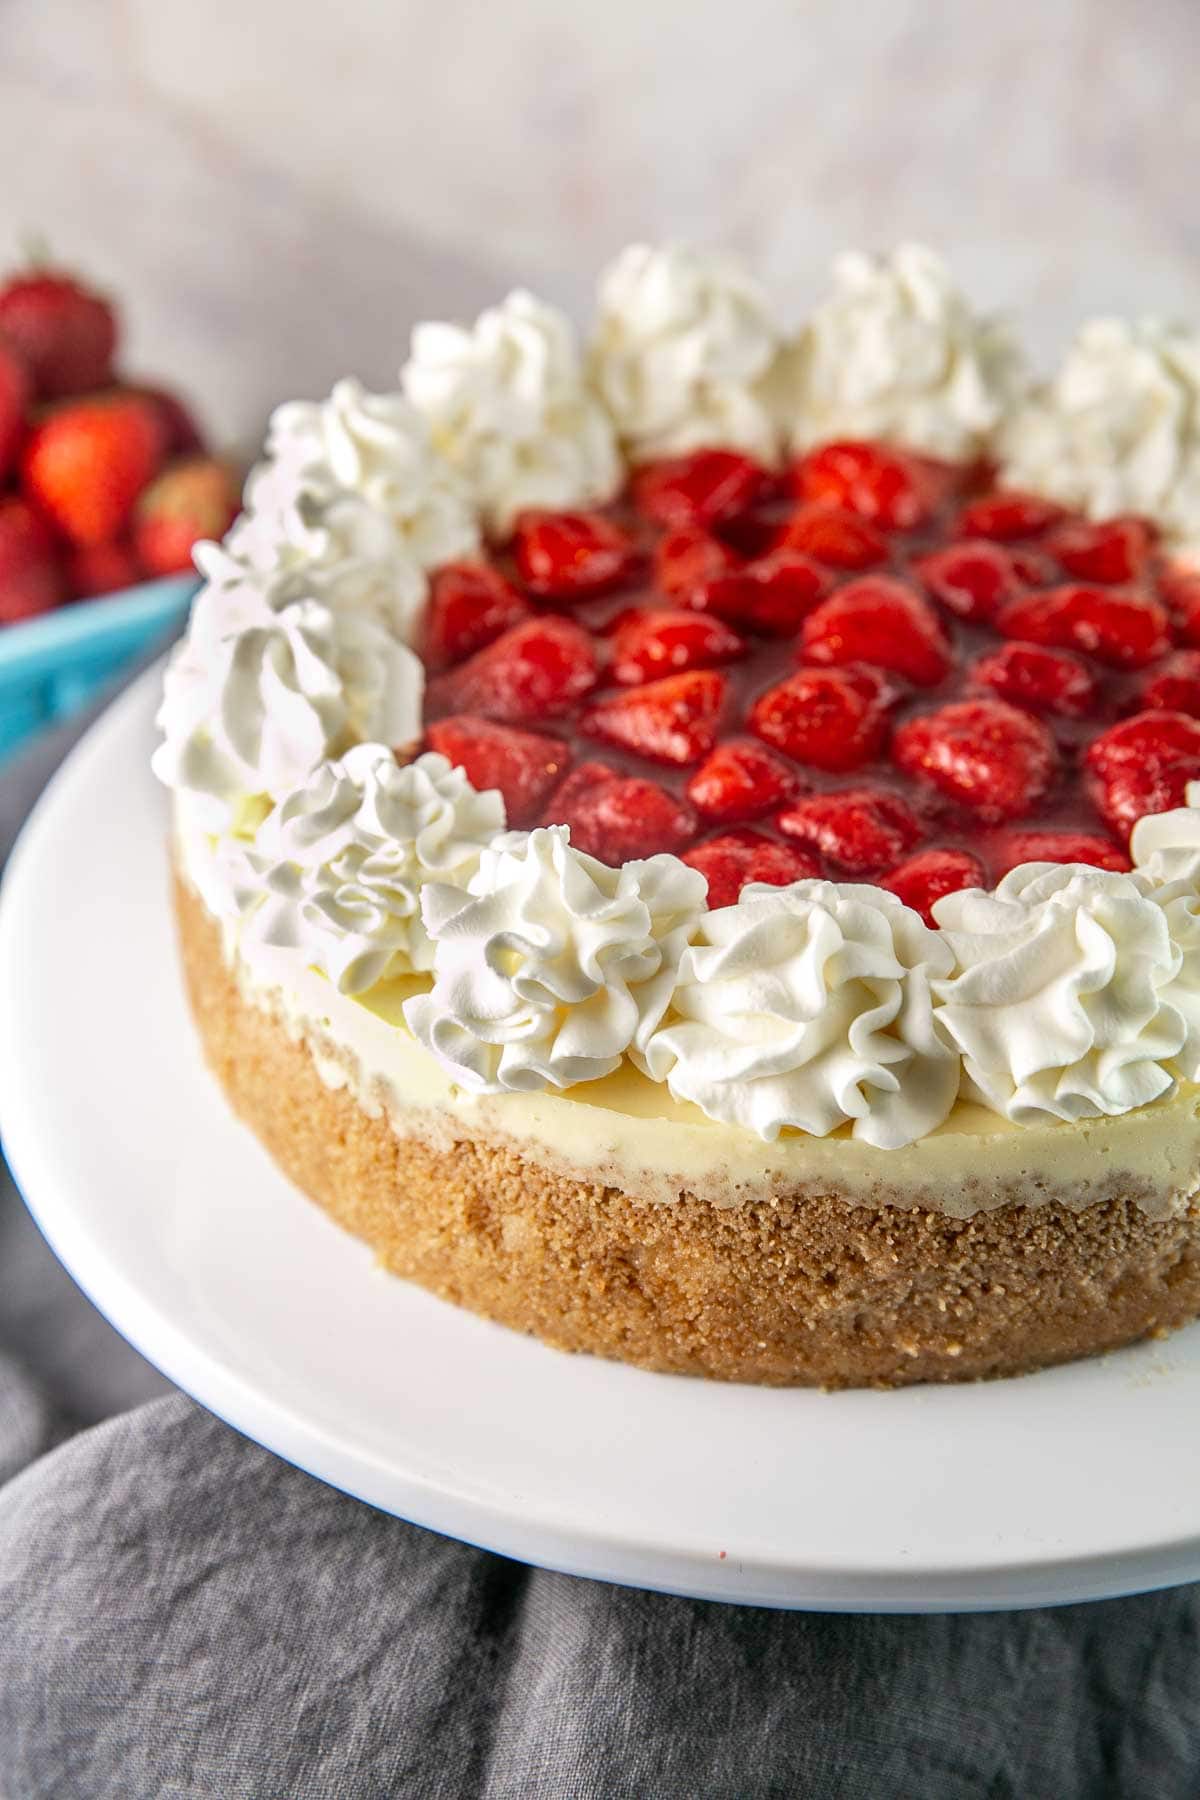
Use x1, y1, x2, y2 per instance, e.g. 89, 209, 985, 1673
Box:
689, 549, 830, 636
544, 762, 697, 863
777, 503, 888, 570
609, 607, 744, 684
955, 491, 1069, 541
1136, 650, 1200, 717
580, 669, 727, 766
749, 665, 892, 772
1045, 516, 1152, 584
997, 583, 1171, 669
427, 616, 599, 723
912, 540, 1025, 624
800, 577, 953, 687
426, 716, 571, 828
514, 508, 638, 598
632, 448, 770, 530
892, 698, 1058, 823
422, 562, 531, 671
968, 641, 1099, 719
1085, 710, 1200, 839
790, 439, 940, 529
682, 832, 822, 908
685, 738, 800, 824
881, 848, 986, 925
984, 829, 1130, 877
776, 786, 924, 874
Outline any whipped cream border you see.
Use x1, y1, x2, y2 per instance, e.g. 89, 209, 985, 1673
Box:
155, 243, 1200, 1149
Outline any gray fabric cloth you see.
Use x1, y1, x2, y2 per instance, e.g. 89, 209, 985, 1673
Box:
1, 664, 1200, 1798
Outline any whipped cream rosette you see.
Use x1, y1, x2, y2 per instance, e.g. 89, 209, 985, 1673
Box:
403, 289, 621, 537
405, 826, 706, 1094
642, 880, 959, 1149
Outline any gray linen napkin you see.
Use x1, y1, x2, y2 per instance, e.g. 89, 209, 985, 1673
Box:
1, 657, 1199, 1799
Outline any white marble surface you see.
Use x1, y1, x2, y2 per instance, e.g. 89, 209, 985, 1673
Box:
3, 0, 1200, 457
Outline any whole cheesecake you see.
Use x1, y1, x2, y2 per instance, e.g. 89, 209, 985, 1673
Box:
158, 243, 1200, 1386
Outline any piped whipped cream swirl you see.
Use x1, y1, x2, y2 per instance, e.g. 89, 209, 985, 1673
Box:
997, 317, 1200, 559
403, 290, 621, 538
404, 826, 706, 1093
229, 747, 505, 992
1130, 793, 1200, 1079
589, 243, 783, 464
786, 243, 1025, 458
932, 864, 1186, 1122
642, 880, 958, 1149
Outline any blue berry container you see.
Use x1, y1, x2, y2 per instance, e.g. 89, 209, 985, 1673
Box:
0, 574, 197, 764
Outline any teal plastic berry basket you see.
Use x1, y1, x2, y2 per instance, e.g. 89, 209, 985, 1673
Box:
0, 574, 197, 765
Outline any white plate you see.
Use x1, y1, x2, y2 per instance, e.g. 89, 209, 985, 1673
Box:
3, 669, 1200, 1613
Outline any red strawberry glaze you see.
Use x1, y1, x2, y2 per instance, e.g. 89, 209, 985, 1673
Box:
417, 446, 1199, 896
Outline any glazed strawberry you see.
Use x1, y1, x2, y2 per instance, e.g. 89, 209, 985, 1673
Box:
1162, 568, 1200, 645
986, 829, 1130, 877
968, 641, 1099, 718
892, 699, 1057, 822
685, 738, 799, 824
653, 526, 739, 600
428, 616, 599, 723
690, 549, 829, 636
912, 540, 1024, 623
0, 498, 65, 623
800, 577, 953, 687
66, 540, 140, 599
514, 508, 637, 598
0, 340, 30, 480
422, 562, 531, 671
997, 583, 1170, 669
426, 715, 571, 828
748, 666, 891, 772
0, 268, 117, 398
546, 763, 697, 863
580, 669, 727, 766
790, 440, 937, 529
133, 455, 242, 576
124, 383, 206, 455
1085, 711, 1200, 838
20, 393, 165, 546
1046, 516, 1151, 584
777, 787, 924, 874
610, 608, 744, 684
955, 491, 1068, 541
632, 449, 769, 529
1135, 650, 1200, 717
777, 504, 888, 570
881, 849, 986, 925
682, 833, 821, 908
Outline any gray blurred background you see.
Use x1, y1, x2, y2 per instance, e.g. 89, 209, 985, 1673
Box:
5, 0, 1200, 456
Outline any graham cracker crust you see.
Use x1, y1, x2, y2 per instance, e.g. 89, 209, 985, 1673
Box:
173, 872, 1200, 1387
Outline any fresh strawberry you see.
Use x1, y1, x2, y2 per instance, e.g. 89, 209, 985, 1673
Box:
682, 832, 821, 907
777, 504, 888, 570
653, 526, 739, 600
748, 666, 891, 772
881, 848, 986, 924
789, 439, 938, 529
427, 616, 599, 723
776, 786, 924, 874
513, 508, 637, 598
580, 669, 727, 766
0, 340, 30, 480
0, 267, 117, 398
800, 577, 953, 687
1135, 650, 1200, 717
690, 549, 830, 636
21, 393, 165, 547
610, 607, 744, 684
0, 497, 65, 623
986, 829, 1130, 877
1162, 568, 1200, 645
422, 562, 531, 671
124, 383, 207, 455
955, 491, 1068, 541
133, 455, 242, 575
1046, 516, 1151, 584
66, 540, 140, 599
912, 540, 1024, 623
632, 449, 769, 529
545, 762, 697, 862
685, 738, 800, 823
892, 698, 1058, 822
1085, 711, 1200, 838
997, 583, 1170, 669
426, 715, 571, 828
968, 641, 1099, 718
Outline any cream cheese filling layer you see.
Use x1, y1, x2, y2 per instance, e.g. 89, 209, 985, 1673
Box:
176, 810, 1200, 1221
